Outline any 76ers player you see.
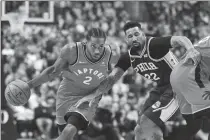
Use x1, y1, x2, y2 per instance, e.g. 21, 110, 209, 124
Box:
27, 28, 120, 140
76, 21, 200, 140
171, 36, 210, 140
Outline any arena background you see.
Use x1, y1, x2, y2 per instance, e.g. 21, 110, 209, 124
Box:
1, 1, 210, 140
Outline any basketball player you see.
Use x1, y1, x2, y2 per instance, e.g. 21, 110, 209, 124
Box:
170, 36, 210, 140
76, 21, 201, 140
26, 28, 120, 140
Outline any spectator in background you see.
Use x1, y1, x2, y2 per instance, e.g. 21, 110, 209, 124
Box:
34, 95, 56, 140
2, 1, 210, 140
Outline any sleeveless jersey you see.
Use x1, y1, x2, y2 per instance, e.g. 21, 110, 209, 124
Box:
129, 37, 178, 87
170, 36, 210, 114
195, 36, 210, 84
57, 42, 112, 97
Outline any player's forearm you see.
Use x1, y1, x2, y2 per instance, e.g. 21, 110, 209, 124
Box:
27, 66, 56, 88
171, 36, 194, 50
91, 68, 124, 97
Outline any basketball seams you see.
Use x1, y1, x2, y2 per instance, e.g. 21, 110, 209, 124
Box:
11, 82, 29, 100
5, 87, 15, 106
10, 84, 24, 104
8, 85, 22, 105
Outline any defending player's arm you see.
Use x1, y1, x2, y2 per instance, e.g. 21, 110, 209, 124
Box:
109, 43, 121, 66
149, 36, 201, 65
75, 52, 131, 107
27, 43, 76, 88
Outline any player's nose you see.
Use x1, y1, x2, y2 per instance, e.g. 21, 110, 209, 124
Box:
132, 36, 137, 42
94, 48, 100, 54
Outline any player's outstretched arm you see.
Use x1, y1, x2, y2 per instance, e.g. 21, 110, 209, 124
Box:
150, 36, 201, 65
171, 36, 201, 65
109, 43, 121, 66
27, 43, 76, 89
170, 36, 195, 50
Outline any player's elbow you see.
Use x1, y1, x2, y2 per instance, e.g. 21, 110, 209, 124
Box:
171, 36, 192, 48
45, 66, 60, 79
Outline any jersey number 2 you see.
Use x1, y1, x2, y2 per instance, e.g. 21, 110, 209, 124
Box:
83, 76, 92, 85
144, 73, 160, 81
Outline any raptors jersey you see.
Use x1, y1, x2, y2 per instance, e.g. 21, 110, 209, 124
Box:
57, 42, 112, 97
129, 37, 178, 87
170, 36, 210, 114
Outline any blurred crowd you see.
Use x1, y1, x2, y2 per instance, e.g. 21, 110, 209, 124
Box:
1, 1, 210, 140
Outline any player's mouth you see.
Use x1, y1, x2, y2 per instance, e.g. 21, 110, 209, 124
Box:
94, 54, 100, 59
133, 42, 140, 46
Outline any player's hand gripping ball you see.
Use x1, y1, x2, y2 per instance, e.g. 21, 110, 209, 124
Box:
5, 79, 31, 106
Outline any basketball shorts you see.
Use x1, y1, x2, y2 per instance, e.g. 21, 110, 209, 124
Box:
139, 84, 179, 131
171, 61, 210, 117
56, 94, 102, 125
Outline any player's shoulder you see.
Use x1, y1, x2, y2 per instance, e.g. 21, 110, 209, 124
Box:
60, 42, 77, 60
106, 43, 120, 56
63, 42, 77, 51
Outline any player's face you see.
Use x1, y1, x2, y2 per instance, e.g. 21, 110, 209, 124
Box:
125, 27, 146, 50
87, 37, 106, 60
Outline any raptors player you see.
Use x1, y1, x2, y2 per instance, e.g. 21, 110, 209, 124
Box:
171, 36, 210, 140
76, 21, 200, 140
27, 28, 120, 140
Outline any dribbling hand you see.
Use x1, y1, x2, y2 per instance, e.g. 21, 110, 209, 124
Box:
183, 48, 201, 66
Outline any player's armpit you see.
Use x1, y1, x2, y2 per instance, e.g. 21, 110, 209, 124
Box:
60, 43, 77, 64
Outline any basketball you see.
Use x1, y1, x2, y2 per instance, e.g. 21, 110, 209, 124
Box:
5, 80, 31, 106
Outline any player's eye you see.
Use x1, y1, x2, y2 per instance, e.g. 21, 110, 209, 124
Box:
128, 35, 133, 38
135, 32, 140, 36
100, 45, 104, 48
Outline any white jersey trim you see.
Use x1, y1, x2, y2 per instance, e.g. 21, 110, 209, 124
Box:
159, 98, 179, 122
147, 37, 179, 69
147, 37, 164, 62
70, 42, 79, 66
82, 43, 107, 64
163, 51, 179, 69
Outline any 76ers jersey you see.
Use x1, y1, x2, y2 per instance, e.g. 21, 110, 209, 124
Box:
57, 42, 111, 97
129, 37, 178, 87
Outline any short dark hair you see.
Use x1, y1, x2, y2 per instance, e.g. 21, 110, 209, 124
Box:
86, 28, 106, 40
123, 21, 141, 33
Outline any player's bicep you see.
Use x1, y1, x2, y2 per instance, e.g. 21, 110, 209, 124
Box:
52, 45, 71, 74
149, 36, 172, 59
53, 57, 67, 72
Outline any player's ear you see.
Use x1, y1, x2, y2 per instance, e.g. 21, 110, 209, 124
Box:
83, 41, 87, 46
125, 37, 129, 43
